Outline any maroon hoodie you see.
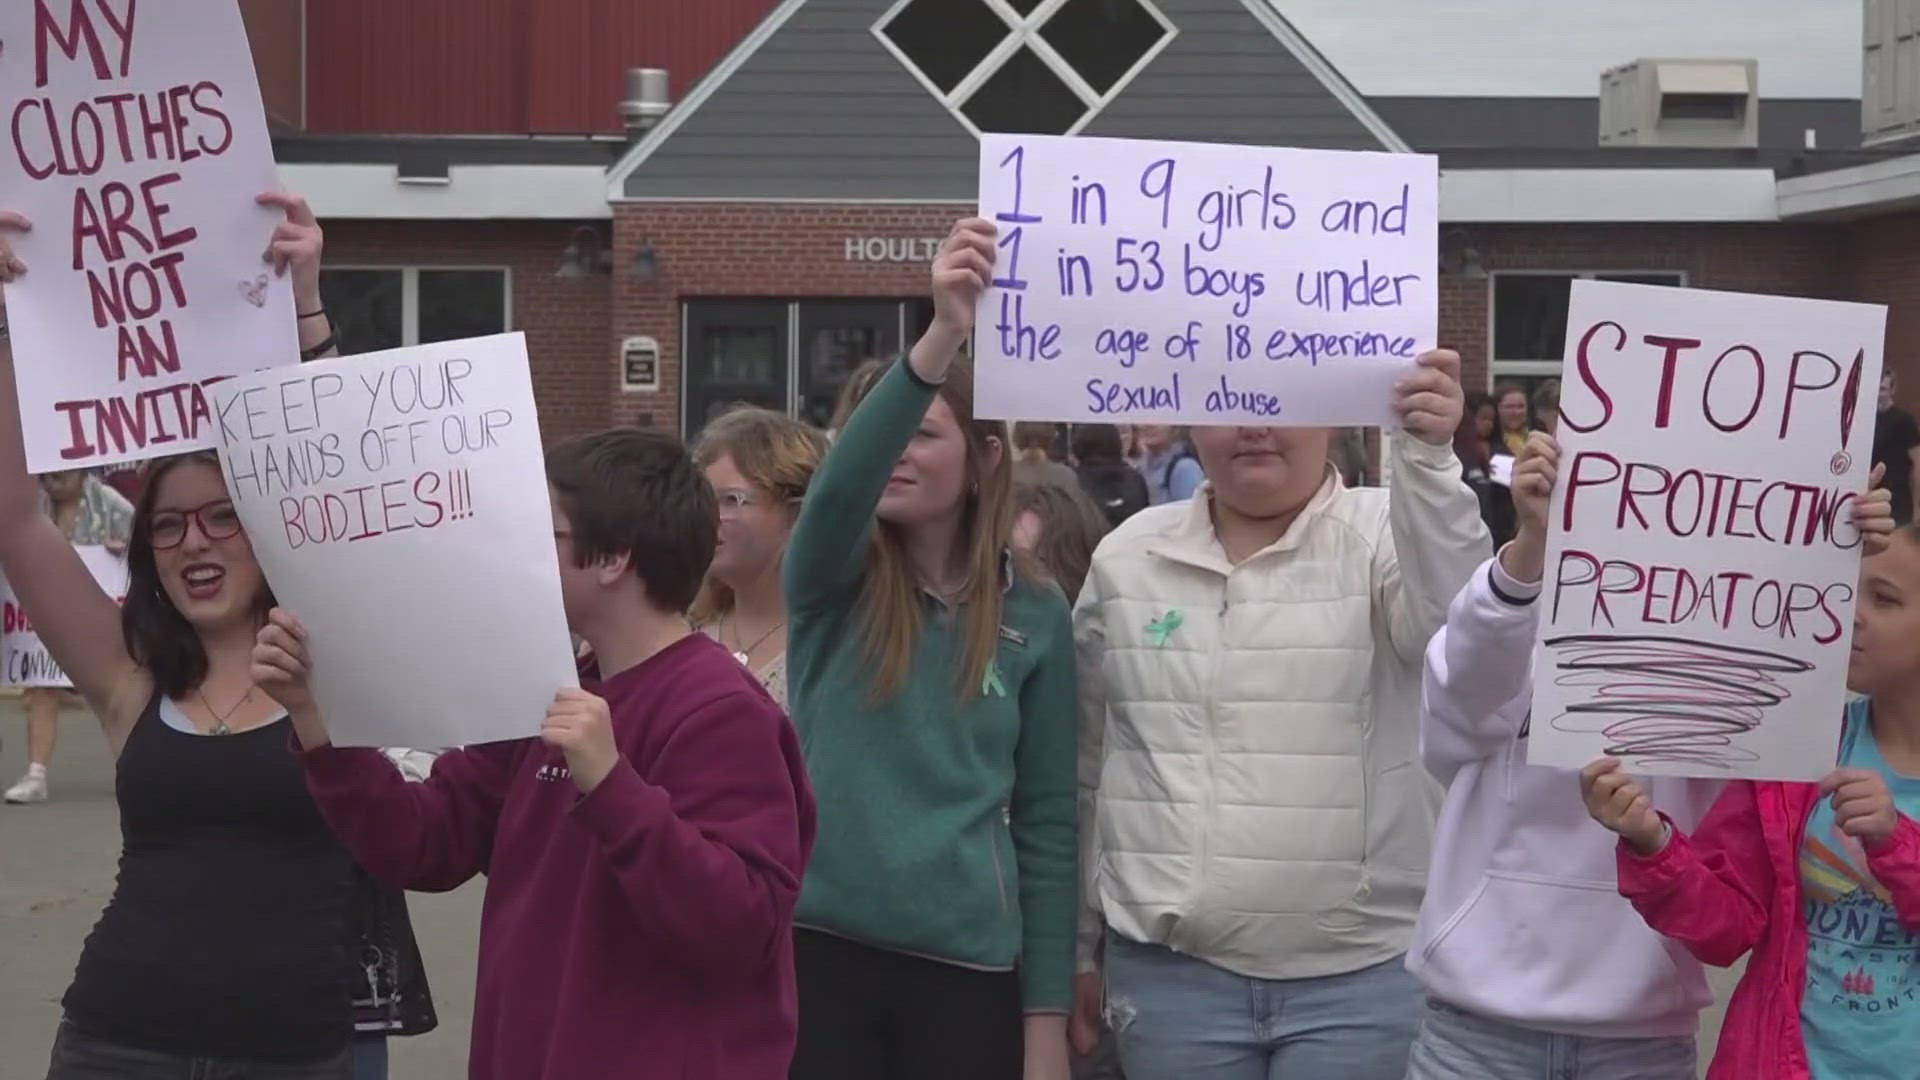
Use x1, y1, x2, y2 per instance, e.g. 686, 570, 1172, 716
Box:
299, 634, 815, 1079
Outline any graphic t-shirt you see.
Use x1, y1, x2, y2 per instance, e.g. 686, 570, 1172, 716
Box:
1799, 699, 1920, 1079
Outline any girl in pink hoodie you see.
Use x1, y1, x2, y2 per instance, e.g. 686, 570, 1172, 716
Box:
1583, 503, 1920, 1080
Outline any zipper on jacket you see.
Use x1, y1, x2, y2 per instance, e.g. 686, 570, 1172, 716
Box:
990, 805, 1012, 917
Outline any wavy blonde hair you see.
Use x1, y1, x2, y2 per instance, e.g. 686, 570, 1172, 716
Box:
851, 353, 1024, 702
688, 407, 828, 626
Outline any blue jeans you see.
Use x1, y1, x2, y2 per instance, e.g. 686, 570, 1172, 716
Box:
45, 1019, 351, 1079
347, 1036, 387, 1080
1407, 999, 1696, 1080
1101, 934, 1420, 1080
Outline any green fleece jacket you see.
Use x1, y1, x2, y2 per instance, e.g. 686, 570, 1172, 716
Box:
784, 358, 1078, 1013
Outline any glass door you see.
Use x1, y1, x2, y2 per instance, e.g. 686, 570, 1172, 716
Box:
796, 302, 902, 430
683, 301, 790, 437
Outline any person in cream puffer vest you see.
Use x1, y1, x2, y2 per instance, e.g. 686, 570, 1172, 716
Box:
1069, 351, 1489, 1080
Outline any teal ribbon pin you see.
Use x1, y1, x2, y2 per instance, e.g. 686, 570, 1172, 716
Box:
1146, 609, 1184, 647
982, 662, 1007, 698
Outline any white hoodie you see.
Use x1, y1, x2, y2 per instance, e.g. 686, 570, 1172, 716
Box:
1408, 555, 1723, 1038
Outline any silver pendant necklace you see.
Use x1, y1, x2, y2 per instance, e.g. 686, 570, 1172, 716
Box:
727, 615, 785, 668
199, 687, 255, 736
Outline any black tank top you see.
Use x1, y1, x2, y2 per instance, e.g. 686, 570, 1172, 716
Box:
61, 694, 354, 1061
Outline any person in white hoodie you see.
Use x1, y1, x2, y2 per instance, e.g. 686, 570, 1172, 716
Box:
1407, 430, 1721, 1079
1069, 350, 1489, 1080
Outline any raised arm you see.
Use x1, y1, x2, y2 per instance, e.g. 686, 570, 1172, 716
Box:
784, 218, 994, 612
1421, 433, 1557, 782
1377, 349, 1492, 664
257, 192, 338, 362
0, 220, 147, 732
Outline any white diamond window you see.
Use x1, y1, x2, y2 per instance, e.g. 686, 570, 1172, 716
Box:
875, 0, 1176, 136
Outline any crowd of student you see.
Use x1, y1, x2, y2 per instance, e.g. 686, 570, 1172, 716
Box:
0, 202, 1916, 1080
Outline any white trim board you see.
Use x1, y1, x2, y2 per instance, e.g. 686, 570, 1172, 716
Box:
605, 0, 1413, 201
279, 163, 612, 220
1442, 168, 1781, 223
1776, 153, 1920, 220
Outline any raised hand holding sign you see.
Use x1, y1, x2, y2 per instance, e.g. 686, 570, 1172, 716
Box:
0, 0, 292, 472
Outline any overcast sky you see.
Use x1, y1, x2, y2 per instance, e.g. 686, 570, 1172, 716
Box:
1277, 0, 1862, 98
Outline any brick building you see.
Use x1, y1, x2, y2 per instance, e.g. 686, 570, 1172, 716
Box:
259, 0, 1920, 441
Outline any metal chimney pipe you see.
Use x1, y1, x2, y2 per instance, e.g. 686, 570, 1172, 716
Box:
620, 68, 672, 139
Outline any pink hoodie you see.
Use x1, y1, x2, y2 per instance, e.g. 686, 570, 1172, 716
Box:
1616, 778, 1920, 1079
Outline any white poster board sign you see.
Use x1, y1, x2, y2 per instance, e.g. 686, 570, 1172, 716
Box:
213, 333, 577, 748
971, 134, 1437, 427
2, 545, 127, 686
1528, 281, 1886, 781
0, 0, 294, 473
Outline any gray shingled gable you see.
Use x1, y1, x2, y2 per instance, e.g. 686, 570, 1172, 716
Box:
619, 0, 1396, 200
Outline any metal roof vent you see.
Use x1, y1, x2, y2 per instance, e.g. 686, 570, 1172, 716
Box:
1599, 59, 1759, 148
620, 68, 672, 139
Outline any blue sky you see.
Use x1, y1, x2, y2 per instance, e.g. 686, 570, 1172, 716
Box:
1276, 0, 1862, 98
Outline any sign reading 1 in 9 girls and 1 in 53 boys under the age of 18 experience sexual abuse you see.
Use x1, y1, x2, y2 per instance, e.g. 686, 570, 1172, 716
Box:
970, 133, 1438, 429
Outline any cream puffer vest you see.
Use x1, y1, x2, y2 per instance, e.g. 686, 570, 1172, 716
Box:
1074, 434, 1488, 980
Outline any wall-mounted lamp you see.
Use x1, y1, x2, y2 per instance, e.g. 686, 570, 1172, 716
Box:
1440, 228, 1487, 280
631, 239, 659, 283
555, 226, 612, 278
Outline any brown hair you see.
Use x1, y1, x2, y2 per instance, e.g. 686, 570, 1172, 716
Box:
1012, 480, 1109, 602
545, 428, 716, 614
848, 353, 1023, 701
688, 407, 827, 625
1012, 421, 1059, 457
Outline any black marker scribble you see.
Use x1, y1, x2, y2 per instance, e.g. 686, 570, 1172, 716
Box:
1544, 634, 1814, 771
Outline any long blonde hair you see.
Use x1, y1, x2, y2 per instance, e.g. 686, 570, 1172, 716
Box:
688, 407, 827, 626
852, 353, 1021, 701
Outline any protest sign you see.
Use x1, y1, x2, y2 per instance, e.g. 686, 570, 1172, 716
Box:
213, 333, 577, 748
971, 134, 1437, 427
1528, 281, 1885, 781
1, 544, 126, 686
0, 0, 294, 473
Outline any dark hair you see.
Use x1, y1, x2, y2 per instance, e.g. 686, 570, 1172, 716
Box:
122, 452, 275, 699
546, 428, 717, 614
1070, 424, 1126, 466
1012, 422, 1059, 456
1012, 480, 1110, 603
1456, 391, 1495, 467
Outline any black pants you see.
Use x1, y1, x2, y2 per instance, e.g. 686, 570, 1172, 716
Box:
790, 928, 1024, 1080
46, 1019, 351, 1080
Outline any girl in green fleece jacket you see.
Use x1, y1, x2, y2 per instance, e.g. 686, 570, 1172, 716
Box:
784, 218, 1078, 1080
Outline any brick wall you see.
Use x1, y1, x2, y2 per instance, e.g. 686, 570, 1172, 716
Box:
613, 206, 1894, 435
323, 220, 615, 441
613, 203, 967, 433
1439, 224, 1849, 394
1845, 211, 1920, 405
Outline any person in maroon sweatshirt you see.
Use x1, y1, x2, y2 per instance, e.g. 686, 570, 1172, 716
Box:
250, 428, 817, 1080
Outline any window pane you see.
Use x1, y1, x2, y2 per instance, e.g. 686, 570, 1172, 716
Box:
418, 270, 508, 345
879, 0, 1009, 93
1492, 274, 1574, 362
1041, 0, 1168, 95
320, 269, 402, 356
961, 46, 1086, 134
797, 303, 901, 430
683, 301, 789, 437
